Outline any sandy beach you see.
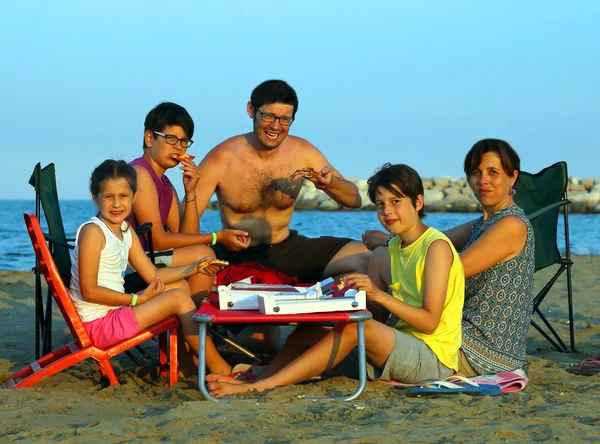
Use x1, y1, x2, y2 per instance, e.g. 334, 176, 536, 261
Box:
1, 256, 599, 442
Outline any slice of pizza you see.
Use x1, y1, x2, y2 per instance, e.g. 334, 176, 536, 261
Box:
171, 153, 196, 162
288, 167, 323, 182
195, 258, 229, 272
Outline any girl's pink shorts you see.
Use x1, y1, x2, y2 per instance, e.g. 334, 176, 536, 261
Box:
84, 306, 141, 349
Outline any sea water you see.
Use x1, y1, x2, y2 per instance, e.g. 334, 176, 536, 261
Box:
1, 200, 598, 271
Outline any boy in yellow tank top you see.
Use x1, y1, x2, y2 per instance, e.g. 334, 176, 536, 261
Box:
204, 163, 465, 396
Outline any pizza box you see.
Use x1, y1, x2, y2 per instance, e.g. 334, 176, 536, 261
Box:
257, 288, 366, 315
217, 277, 334, 311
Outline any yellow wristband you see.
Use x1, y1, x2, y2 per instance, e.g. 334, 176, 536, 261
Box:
130, 293, 138, 307
211, 232, 217, 246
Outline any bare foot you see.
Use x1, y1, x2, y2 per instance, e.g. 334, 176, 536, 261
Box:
205, 373, 245, 385
207, 363, 232, 376
207, 381, 257, 397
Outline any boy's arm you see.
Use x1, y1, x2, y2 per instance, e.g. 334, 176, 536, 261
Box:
193, 147, 224, 220
132, 165, 215, 251
177, 157, 201, 233
351, 240, 453, 334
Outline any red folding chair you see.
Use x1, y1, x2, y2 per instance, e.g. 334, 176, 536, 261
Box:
3, 213, 179, 389
193, 295, 372, 402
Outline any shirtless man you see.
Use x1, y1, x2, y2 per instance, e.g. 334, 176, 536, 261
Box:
126, 102, 249, 303
194, 80, 369, 283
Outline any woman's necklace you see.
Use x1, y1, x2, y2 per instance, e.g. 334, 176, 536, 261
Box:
97, 216, 128, 278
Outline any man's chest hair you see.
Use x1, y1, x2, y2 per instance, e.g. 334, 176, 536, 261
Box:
219, 164, 303, 212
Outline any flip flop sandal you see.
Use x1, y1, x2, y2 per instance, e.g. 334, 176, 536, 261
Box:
567, 356, 600, 376
406, 376, 501, 397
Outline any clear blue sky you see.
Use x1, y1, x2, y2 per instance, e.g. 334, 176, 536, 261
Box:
1, 1, 598, 200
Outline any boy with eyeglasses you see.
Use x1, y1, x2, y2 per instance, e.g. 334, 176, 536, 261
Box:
193, 80, 370, 284
126, 102, 250, 307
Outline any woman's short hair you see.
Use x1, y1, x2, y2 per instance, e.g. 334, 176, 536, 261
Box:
464, 138, 521, 178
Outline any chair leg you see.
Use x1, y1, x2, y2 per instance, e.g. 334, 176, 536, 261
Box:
134, 345, 154, 361
42, 287, 53, 355
159, 331, 168, 377
95, 358, 120, 386
34, 267, 43, 359
124, 350, 144, 367
6, 344, 93, 389
531, 317, 568, 352
208, 325, 259, 360
566, 264, 576, 352
169, 327, 178, 387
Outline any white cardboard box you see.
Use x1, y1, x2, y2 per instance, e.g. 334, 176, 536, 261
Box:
217, 278, 335, 311
257, 288, 366, 315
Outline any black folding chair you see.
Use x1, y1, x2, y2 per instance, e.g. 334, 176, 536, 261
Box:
514, 161, 575, 352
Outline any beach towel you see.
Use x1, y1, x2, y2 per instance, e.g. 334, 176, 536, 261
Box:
468, 369, 529, 393
216, 262, 300, 287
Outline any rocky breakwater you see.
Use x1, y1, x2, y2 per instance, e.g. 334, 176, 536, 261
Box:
291, 176, 600, 213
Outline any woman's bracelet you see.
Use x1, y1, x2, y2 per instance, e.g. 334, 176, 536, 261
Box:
130, 293, 138, 307
185, 195, 196, 203
211, 231, 218, 246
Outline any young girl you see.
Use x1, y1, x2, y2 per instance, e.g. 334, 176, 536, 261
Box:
205, 163, 465, 397
70, 159, 232, 376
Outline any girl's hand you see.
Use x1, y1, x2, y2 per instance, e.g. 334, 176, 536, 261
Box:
139, 276, 164, 303
194, 257, 229, 277
180, 158, 202, 195
218, 229, 251, 251
362, 230, 390, 251
341, 273, 381, 302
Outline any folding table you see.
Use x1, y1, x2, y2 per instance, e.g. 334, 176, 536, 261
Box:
193, 297, 372, 402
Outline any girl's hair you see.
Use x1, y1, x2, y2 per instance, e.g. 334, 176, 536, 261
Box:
463, 138, 521, 178
89, 159, 137, 197
367, 163, 425, 218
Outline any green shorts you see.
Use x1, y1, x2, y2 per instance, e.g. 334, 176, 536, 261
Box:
340, 329, 454, 383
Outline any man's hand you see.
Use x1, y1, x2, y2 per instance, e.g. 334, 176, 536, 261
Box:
340, 273, 383, 302
139, 276, 164, 304
218, 229, 251, 251
362, 229, 391, 251
312, 165, 334, 190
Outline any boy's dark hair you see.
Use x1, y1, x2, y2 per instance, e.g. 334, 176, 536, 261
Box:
367, 163, 425, 218
143, 102, 194, 149
463, 138, 520, 179
90, 159, 137, 197
250, 80, 299, 117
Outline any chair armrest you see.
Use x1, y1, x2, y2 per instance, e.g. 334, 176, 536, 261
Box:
527, 199, 570, 222
135, 222, 153, 236
44, 233, 75, 250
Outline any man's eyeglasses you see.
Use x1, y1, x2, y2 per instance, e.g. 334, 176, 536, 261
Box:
153, 131, 194, 148
255, 109, 294, 126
